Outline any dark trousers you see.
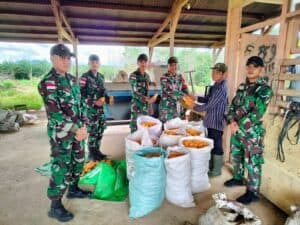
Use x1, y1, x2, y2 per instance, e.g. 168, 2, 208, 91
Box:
207, 128, 223, 155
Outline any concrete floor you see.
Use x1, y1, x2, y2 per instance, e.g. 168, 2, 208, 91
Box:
0, 119, 287, 225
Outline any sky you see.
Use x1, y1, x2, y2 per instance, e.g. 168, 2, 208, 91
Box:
0, 42, 128, 66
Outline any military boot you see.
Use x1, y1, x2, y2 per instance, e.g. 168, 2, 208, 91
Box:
224, 178, 245, 187
67, 183, 91, 199
48, 199, 74, 222
236, 190, 259, 204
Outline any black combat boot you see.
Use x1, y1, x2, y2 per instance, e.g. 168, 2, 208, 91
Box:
48, 199, 74, 222
224, 178, 245, 187
236, 190, 259, 204
67, 183, 91, 199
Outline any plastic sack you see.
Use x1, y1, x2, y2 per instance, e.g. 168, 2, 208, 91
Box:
137, 115, 162, 137
199, 193, 262, 225
165, 146, 195, 208
164, 117, 188, 130
125, 130, 157, 180
159, 129, 184, 147
186, 120, 207, 136
79, 163, 103, 186
285, 205, 300, 225
129, 147, 166, 218
92, 160, 128, 201
179, 136, 213, 193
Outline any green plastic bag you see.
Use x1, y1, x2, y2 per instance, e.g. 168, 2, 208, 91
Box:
92, 160, 128, 201
79, 163, 103, 186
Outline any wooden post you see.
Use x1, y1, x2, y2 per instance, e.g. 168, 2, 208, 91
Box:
170, 23, 175, 57
212, 48, 222, 65
73, 39, 79, 82
223, 0, 243, 162
149, 47, 154, 63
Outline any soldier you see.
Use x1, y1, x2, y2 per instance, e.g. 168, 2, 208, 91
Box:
159, 56, 188, 123
38, 44, 90, 222
224, 56, 273, 204
129, 54, 156, 133
80, 54, 111, 160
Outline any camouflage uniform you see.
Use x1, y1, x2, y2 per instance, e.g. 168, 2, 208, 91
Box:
80, 70, 107, 158
227, 77, 272, 194
38, 68, 85, 200
129, 69, 151, 133
159, 72, 187, 123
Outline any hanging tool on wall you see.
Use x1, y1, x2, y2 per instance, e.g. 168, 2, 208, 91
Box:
277, 102, 300, 162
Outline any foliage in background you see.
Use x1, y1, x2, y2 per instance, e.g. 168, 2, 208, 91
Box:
0, 79, 42, 110
0, 60, 51, 80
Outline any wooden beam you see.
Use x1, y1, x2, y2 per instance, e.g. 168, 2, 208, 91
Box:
243, 0, 283, 7
148, 0, 188, 48
211, 40, 225, 48
0, 0, 265, 20
50, 0, 76, 43
286, 9, 300, 19
277, 74, 300, 81
279, 58, 300, 66
239, 16, 281, 33
277, 89, 300, 97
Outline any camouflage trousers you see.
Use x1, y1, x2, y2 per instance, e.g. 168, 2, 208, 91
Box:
86, 111, 106, 154
130, 103, 148, 133
159, 100, 179, 123
47, 129, 85, 200
231, 130, 264, 194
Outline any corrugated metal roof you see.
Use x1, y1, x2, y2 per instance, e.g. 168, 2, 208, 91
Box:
0, 0, 281, 47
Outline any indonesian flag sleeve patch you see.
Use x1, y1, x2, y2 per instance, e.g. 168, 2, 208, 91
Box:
80, 77, 87, 87
45, 80, 57, 91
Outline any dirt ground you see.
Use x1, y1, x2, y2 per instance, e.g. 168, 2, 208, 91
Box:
0, 115, 287, 225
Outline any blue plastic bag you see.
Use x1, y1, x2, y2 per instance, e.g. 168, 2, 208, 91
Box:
129, 147, 166, 218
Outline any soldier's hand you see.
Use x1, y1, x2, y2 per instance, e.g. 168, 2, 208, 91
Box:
230, 122, 239, 135
109, 96, 114, 105
95, 99, 105, 107
75, 125, 88, 141
190, 95, 197, 101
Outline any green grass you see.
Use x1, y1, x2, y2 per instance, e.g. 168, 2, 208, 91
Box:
0, 79, 43, 110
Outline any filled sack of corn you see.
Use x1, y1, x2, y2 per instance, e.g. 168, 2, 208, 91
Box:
129, 147, 166, 218
179, 136, 213, 193
165, 146, 195, 208
187, 120, 206, 136
184, 126, 205, 137
125, 130, 158, 180
159, 128, 184, 147
137, 115, 162, 137
164, 117, 188, 130
199, 193, 261, 225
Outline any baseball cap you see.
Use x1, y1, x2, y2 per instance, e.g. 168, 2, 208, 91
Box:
246, 56, 264, 67
50, 44, 75, 57
89, 54, 100, 61
168, 56, 178, 64
211, 63, 227, 73
137, 53, 148, 62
